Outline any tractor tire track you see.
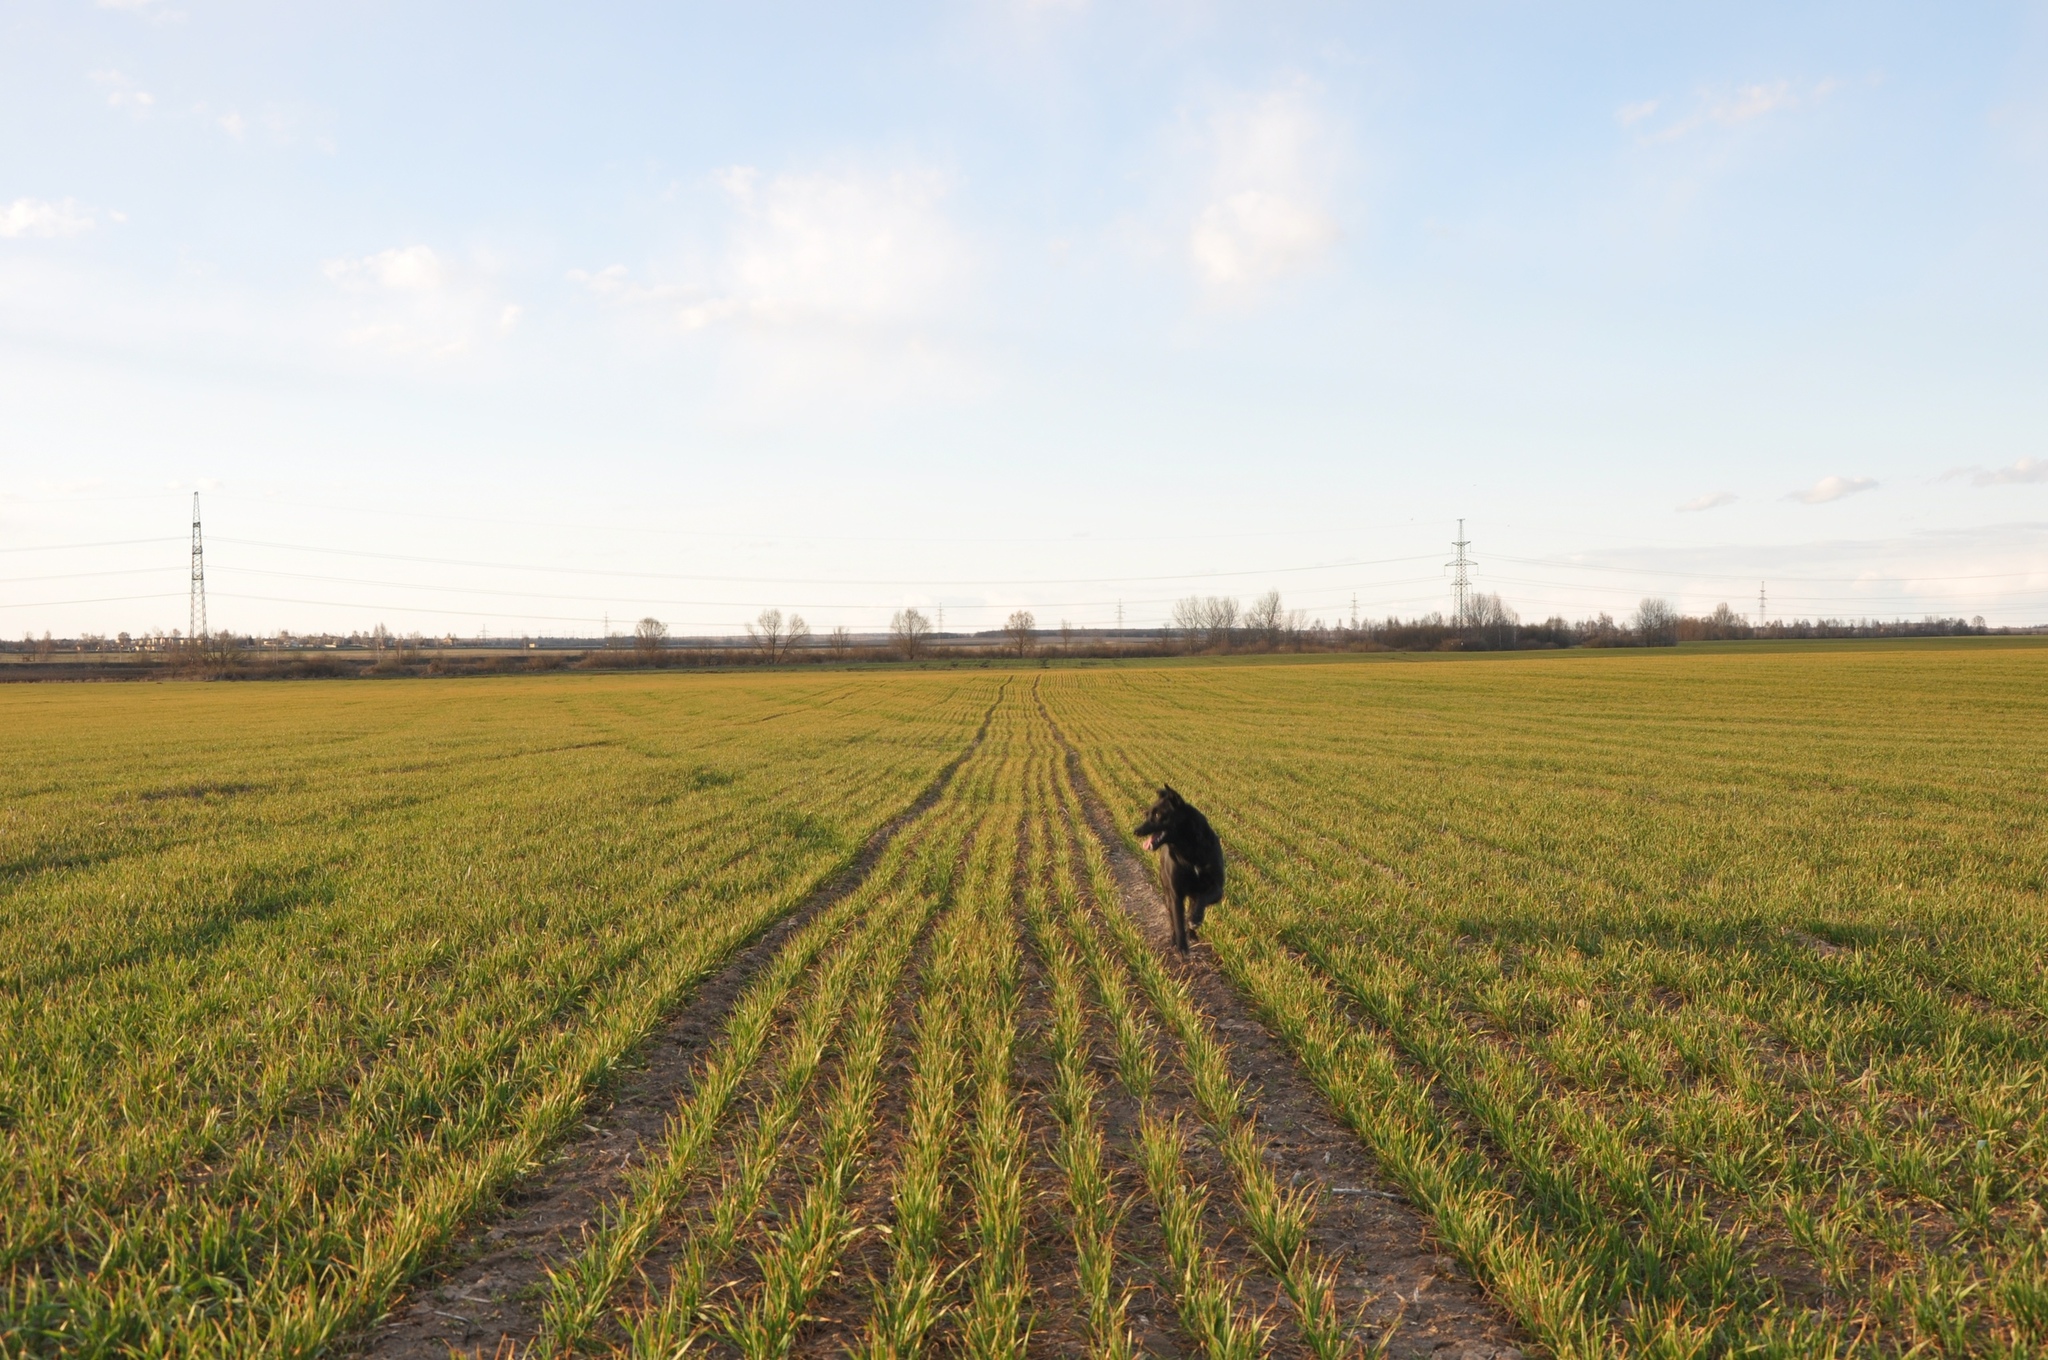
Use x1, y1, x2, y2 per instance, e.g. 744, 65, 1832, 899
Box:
1043, 708, 1527, 1360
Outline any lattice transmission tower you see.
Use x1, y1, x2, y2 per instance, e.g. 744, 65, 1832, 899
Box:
189, 492, 207, 641
1447, 519, 1474, 626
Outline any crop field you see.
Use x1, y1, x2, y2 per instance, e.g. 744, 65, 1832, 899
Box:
3, 641, 2045, 1360
1050, 643, 2048, 1359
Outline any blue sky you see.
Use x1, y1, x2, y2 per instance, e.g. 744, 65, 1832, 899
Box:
3, 1, 2045, 638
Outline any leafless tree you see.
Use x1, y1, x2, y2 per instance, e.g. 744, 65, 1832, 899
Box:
1060, 619, 1073, 654
1199, 596, 1240, 649
34, 631, 54, 662
1169, 596, 1205, 652
1467, 593, 1519, 650
1244, 590, 1286, 645
1695, 602, 1748, 641
1005, 609, 1036, 658
634, 616, 669, 662
1634, 597, 1679, 647
891, 607, 932, 660
748, 608, 785, 663
202, 630, 245, 675
827, 625, 853, 660
748, 608, 810, 664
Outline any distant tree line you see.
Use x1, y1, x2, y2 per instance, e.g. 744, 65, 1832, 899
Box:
3, 597, 2017, 681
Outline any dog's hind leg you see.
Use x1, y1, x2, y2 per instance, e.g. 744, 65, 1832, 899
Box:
1170, 894, 1188, 954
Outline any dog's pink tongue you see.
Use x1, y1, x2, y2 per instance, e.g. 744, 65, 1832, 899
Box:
1145, 834, 1163, 850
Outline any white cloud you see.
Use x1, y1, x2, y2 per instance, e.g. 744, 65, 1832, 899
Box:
1711, 80, 1797, 125
568, 165, 979, 412
716, 166, 965, 326
1787, 474, 1878, 504
323, 244, 446, 292
1187, 82, 1340, 291
91, 69, 156, 115
1943, 456, 2047, 486
1678, 491, 1738, 512
96, 0, 183, 17
574, 166, 967, 332
1633, 78, 1830, 144
320, 245, 510, 359
218, 111, 247, 140
1191, 192, 1338, 289
0, 198, 96, 239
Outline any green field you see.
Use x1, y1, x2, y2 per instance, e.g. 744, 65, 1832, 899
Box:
3, 643, 2045, 1359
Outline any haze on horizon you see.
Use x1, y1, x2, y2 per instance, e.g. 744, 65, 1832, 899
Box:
2, 1, 2045, 639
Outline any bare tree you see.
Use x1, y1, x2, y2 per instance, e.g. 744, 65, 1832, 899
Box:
747, 608, 785, 663
1199, 595, 1240, 649
1169, 596, 1205, 652
1244, 590, 1285, 646
1633, 597, 1679, 647
1059, 619, 1073, 654
634, 616, 669, 662
1281, 605, 1308, 648
827, 625, 853, 660
1005, 609, 1036, 658
1467, 593, 1519, 650
202, 630, 245, 675
891, 607, 932, 660
747, 609, 811, 664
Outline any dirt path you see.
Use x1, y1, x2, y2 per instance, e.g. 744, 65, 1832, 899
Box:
355, 700, 1001, 1360
1056, 741, 1527, 1360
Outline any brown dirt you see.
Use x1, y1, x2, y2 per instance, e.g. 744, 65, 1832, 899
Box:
353, 704, 998, 1360
1056, 739, 1528, 1360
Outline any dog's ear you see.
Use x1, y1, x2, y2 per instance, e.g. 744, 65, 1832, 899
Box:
1159, 784, 1178, 801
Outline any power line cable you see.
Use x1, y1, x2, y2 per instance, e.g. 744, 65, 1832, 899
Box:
208, 536, 1445, 588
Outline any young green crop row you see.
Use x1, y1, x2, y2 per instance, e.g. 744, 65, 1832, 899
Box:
1044, 645, 2048, 1359
521, 680, 1387, 1360
0, 673, 995, 1357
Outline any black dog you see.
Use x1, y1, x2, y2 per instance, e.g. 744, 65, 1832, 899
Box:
1132, 785, 1226, 954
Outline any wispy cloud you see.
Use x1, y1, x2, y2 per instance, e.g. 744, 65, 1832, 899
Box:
568, 164, 978, 411
0, 198, 96, 238
91, 69, 155, 115
1944, 456, 2048, 486
321, 245, 515, 359
573, 166, 968, 332
1678, 491, 1737, 512
1787, 474, 1877, 504
324, 245, 445, 292
1628, 78, 1833, 144
96, 0, 184, 19
567, 264, 682, 306
1187, 80, 1340, 292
